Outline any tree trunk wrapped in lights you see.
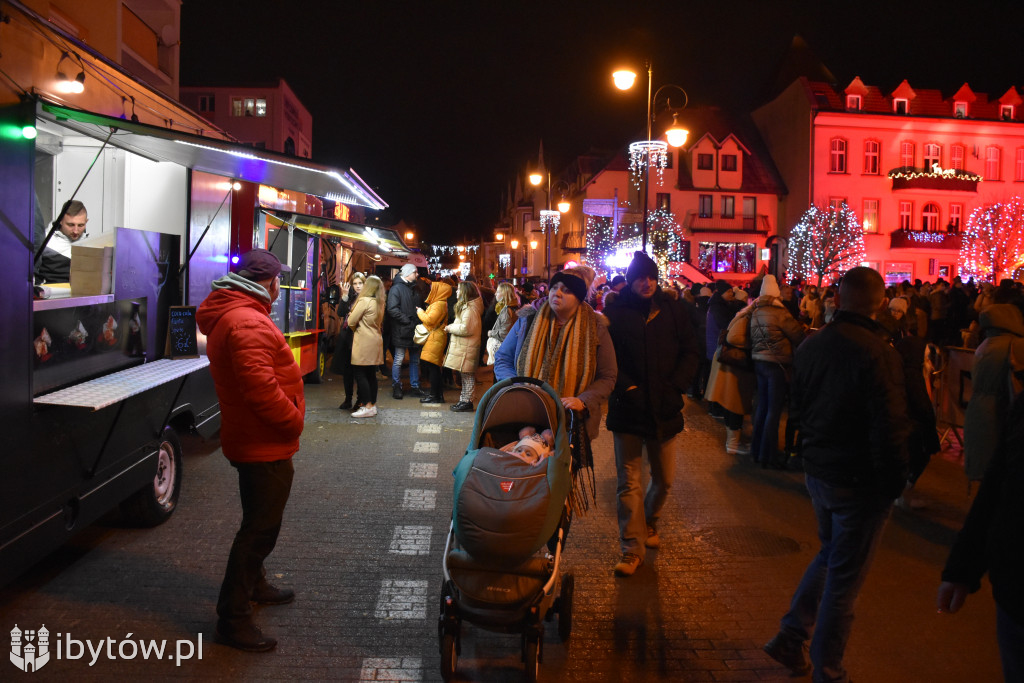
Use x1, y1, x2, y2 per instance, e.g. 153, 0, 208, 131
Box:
786, 203, 866, 288
958, 198, 1024, 283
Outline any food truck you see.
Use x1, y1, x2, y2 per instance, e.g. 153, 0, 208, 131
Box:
0, 91, 424, 585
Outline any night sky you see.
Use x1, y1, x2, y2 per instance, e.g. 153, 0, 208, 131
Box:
180, 1, 1024, 243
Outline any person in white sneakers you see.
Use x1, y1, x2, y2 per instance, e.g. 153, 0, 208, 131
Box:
348, 275, 387, 418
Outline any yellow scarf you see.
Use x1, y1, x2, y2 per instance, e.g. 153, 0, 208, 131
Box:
516, 302, 598, 398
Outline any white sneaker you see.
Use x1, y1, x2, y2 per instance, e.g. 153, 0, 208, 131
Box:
352, 405, 377, 418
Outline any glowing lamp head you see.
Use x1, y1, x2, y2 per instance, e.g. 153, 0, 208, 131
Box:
510, 239, 519, 249
405, 231, 414, 241
612, 70, 637, 90
495, 232, 504, 242
557, 198, 571, 213
528, 172, 543, 187
530, 240, 538, 250
665, 114, 689, 148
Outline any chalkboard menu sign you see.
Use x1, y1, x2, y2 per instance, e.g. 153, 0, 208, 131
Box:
168, 306, 199, 358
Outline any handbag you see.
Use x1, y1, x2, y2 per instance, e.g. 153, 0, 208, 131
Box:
413, 324, 429, 345
718, 339, 753, 371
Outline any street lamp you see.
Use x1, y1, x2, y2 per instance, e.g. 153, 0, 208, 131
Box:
613, 62, 689, 251
529, 170, 572, 280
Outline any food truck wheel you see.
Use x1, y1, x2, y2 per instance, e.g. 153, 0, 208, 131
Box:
305, 346, 327, 384
120, 427, 183, 526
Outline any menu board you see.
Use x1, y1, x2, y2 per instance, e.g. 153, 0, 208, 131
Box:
168, 306, 199, 359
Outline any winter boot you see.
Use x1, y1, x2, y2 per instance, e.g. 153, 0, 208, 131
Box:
725, 428, 751, 456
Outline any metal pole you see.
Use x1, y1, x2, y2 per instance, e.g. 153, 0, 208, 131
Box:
546, 171, 552, 280
642, 61, 653, 252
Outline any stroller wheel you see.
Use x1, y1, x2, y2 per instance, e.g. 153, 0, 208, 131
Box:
523, 635, 541, 682
440, 633, 458, 682
558, 573, 575, 642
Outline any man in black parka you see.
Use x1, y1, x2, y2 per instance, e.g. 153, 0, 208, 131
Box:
604, 251, 699, 577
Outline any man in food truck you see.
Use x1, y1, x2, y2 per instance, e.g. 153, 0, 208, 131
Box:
34, 199, 89, 283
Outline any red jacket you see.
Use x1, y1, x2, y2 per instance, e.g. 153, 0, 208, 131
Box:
197, 284, 304, 462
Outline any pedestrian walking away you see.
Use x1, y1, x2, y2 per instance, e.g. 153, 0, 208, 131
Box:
196, 248, 304, 653
764, 266, 910, 682
603, 251, 699, 577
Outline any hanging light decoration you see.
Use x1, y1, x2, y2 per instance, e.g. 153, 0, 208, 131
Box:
629, 140, 669, 188
540, 209, 561, 235
959, 197, 1024, 282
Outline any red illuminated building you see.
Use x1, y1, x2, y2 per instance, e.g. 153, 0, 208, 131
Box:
754, 76, 1024, 284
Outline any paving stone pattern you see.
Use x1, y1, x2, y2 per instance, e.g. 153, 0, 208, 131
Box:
0, 372, 1002, 681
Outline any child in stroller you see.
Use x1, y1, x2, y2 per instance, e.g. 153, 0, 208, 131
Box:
500, 426, 555, 464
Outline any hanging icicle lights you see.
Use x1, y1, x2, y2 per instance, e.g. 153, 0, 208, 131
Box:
786, 203, 866, 287
540, 209, 561, 235
959, 197, 1024, 282
425, 243, 480, 255
628, 140, 669, 188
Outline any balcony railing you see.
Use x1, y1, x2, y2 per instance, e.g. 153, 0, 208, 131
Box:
685, 213, 771, 234
889, 229, 962, 250
888, 166, 981, 192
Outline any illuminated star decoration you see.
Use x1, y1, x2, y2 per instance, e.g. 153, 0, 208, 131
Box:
786, 203, 866, 287
959, 197, 1024, 282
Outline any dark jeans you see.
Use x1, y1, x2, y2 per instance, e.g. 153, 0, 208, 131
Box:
752, 361, 787, 465
422, 360, 443, 400
355, 364, 379, 405
217, 458, 294, 625
780, 475, 891, 683
998, 604, 1024, 683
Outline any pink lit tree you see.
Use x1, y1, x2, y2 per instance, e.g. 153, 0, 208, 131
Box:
959, 198, 1024, 282
786, 203, 866, 287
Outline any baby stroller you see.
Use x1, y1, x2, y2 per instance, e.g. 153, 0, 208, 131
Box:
439, 377, 593, 682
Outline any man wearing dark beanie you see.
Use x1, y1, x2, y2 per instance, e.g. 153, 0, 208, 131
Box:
604, 251, 699, 576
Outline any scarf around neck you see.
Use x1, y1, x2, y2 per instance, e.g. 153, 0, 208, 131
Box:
516, 300, 598, 398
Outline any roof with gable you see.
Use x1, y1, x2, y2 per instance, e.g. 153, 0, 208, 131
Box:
796, 77, 1024, 121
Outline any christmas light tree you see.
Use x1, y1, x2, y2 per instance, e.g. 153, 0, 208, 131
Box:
959, 197, 1024, 282
786, 203, 866, 287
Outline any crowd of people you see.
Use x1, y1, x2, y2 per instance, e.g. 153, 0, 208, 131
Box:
200, 247, 1021, 679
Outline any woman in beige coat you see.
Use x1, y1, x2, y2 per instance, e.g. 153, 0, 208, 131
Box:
348, 275, 386, 418
443, 281, 483, 412
416, 280, 452, 404
705, 303, 755, 455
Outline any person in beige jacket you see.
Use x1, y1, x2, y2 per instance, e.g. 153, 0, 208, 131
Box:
443, 281, 483, 412
348, 275, 386, 418
416, 280, 452, 404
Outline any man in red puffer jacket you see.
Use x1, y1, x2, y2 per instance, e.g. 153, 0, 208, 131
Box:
197, 248, 304, 653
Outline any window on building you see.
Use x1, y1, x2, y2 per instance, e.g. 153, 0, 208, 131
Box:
656, 193, 671, 211
846, 94, 862, 110
986, 146, 1002, 180
664, 151, 673, 169
924, 143, 941, 169
198, 95, 215, 112
951, 144, 965, 170
698, 153, 714, 170
894, 98, 908, 114
698, 242, 756, 273
255, 99, 267, 117
1016, 148, 1024, 181
900, 141, 915, 168
899, 201, 913, 230
829, 197, 847, 211
243, 98, 255, 116
863, 199, 879, 233
954, 101, 968, 118
863, 140, 880, 174
830, 138, 847, 173
698, 194, 713, 218
721, 195, 735, 218
922, 202, 940, 231
231, 98, 243, 117
949, 203, 963, 232
721, 154, 737, 172
1002, 105, 1015, 121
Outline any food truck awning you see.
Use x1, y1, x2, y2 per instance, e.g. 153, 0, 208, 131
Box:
264, 211, 413, 256
36, 101, 387, 210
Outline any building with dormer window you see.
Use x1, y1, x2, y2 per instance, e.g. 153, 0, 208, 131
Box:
754, 76, 1024, 284
578, 106, 786, 284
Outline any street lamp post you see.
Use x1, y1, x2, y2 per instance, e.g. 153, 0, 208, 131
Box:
529, 171, 571, 280
614, 62, 689, 252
